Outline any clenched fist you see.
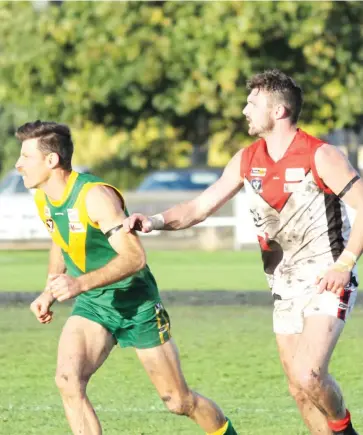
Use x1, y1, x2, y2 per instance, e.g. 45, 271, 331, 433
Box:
30, 292, 55, 324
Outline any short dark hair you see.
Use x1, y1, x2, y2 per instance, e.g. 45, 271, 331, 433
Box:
15, 120, 73, 170
247, 69, 303, 124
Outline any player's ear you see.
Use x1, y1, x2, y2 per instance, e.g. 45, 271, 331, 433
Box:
46, 152, 60, 169
275, 104, 288, 120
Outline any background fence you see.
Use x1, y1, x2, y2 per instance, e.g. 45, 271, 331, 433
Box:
0, 190, 258, 250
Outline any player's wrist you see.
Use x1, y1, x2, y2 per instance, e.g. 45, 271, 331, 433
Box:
335, 250, 357, 272
76, 275, 90, 293
332, 261, 353, 273
43, 289, 56, 303
149, 213, 165, 230
341, 249, 357, 263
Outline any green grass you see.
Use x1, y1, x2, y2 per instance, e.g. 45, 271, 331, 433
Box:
1, 249, 363, 293
0, 250, 269, 292
0, 305, 362, 435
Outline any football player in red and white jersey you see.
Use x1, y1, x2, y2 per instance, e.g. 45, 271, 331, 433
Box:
124, 70, 363, 435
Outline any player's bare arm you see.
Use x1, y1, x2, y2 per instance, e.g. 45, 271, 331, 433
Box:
50, 185, 146, 302
315, 144, 363, 294
123, 149, 245, 233
46, 241, 66, 288
30, 241, 66, 323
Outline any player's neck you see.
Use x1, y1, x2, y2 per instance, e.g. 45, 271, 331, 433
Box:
263, 125, 298, 162
41, 170, 72, 202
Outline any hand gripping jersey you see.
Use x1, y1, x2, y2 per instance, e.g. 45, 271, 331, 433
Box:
241, 129, 357, 299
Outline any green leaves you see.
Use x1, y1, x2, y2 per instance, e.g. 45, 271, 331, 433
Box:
1, 1, 363, 184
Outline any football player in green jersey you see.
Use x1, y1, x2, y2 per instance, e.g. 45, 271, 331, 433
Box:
15, 120, 237, 435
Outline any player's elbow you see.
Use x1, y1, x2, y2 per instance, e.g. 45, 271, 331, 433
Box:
191, 201, 208, 225
136, 253, 146, 272
198, 210, 209, 223
194, 207, 209, 225
130, 248, 146, 273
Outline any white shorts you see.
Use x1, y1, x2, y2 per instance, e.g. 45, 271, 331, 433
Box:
273, 287, 357, 335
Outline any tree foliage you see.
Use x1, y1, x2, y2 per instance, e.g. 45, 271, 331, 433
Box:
0, 1, 362, 184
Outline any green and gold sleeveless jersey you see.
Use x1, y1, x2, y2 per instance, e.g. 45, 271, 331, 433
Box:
34, 171, 160, 308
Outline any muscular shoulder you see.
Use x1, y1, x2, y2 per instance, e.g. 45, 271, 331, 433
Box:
315, 143, 344, 160
314, 143, 359, 197
86, 184, 121, 204
223, 149, 245, 180
314, 143, 347, 175
85, 184, 125, 223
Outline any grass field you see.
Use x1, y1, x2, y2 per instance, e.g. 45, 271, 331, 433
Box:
1, 250, 363, 293
0, 305, 362, 435
0, 250, 269, 292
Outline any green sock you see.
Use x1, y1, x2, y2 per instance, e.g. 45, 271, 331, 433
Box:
224, 418, 238, 435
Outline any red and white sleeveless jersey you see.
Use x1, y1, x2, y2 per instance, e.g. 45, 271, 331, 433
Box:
241, 129, 355, 299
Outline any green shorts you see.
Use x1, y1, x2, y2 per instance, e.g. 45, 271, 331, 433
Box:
71, 294, 171, 349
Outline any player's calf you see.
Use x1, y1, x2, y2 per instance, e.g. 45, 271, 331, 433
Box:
328, 410, 359, 435
290, 373, 358, 435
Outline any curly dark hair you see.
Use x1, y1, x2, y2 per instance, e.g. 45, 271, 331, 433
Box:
16, 120, 73, 171
247, 69, 303, 124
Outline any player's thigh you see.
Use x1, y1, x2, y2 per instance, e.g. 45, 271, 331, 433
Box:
274, 297, 305, 377
295, 288, 357, 374
135, 338, 189, 396
293, 314, 345, 378
276, 333, 301, 378
57, 315, 116, 381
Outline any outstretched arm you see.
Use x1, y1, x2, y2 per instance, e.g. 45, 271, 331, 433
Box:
124, 149, 245, 233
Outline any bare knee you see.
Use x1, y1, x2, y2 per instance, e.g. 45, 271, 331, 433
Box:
293, 367, 326, 400
161, 390, 196, 417
55, 370, 90, 398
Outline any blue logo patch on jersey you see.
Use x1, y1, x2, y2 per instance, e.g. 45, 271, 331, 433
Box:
251, 178, 263, 193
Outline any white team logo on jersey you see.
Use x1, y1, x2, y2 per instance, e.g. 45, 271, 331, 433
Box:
251, 168, 267, 177
67, 208, 80, 222
285, 168, 305, 182
69, 222, 86, 233
44, 206, 51, 217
